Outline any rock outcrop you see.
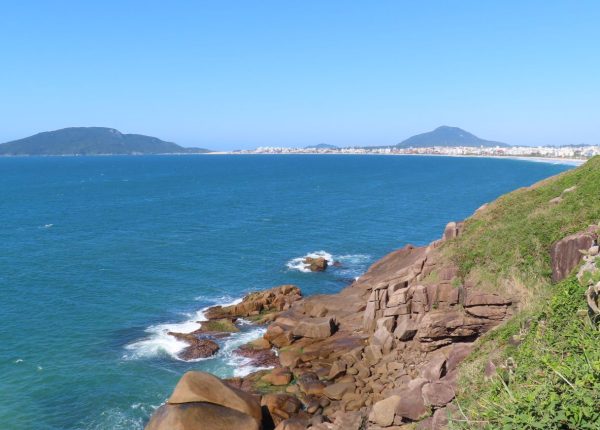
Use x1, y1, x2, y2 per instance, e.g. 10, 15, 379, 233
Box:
146, 371, 262, 430
205, 284, 302, 321
550, 225, 598, 282
146, 221, 517, 429
167, 332, 220, 360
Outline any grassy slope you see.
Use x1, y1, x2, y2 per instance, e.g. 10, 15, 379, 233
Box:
442, 156, 600, 429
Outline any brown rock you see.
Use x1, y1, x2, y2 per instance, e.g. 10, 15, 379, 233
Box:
393, 315, 418, 341
279, 350, 301, 368
167, 371, 262, 425
376, 316, 396, 332
262, 367, 293, 386
265, 323, 295, 348
274, 417, 308, 430
145, 402, 259, 430
328, 360, 347, 379
416, 311, 489, 348
305, 257, 328, 272
442, 221, 458, 241
464, 292, 511, 307
394, 377, 429, 421
436, 283, 460, 306
292, 317, 337, 339
446, 343, 472, 372
371, 395, 401, 427
431, 406, 450, 430
465, 305, 507, 320
387, 288, 412, 307
168, 332, 219, 360
262, 393, 302, 426
323, 382, 355, 400
420, 353, 447, 381
234, 344, 280, 368
205, 285, 302, 320
422, 381, 455, 407
551, 229, 597, 282
364, 344, 383, 365
297, 372, 325, 396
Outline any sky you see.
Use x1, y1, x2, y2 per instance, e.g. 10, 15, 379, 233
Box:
1, 1, 599, 150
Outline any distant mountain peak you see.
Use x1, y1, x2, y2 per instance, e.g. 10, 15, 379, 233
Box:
0, 127, 212, 156
396, 126, 509, 148
304, 143, 339, 150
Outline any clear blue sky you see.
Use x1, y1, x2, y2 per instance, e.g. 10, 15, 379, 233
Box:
1, 1, 599, 150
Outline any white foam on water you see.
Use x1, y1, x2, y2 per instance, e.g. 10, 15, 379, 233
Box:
286, 251, 372, 278
286, 250, 334, 272
81, 405, 149, 430
221, 324, 272, 377
123, 298, 242, 361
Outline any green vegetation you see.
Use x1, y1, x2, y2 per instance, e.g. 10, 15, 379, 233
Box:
396, 126, 508, 148
445, 157, 600, 429
447, 156, 600, 289
452, 278, 600, 429
0, 127, 211, 155
199, 319, 239, 333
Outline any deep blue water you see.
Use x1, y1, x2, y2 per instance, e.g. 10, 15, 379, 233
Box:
0, 155, 571, 429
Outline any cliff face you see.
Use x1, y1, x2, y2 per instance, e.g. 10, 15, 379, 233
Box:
145, 156, 600, 430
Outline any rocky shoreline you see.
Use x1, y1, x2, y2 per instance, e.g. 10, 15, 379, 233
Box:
145, 215, 598, 429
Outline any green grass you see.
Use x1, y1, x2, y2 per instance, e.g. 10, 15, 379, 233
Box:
451, 278, 600, 429
446, 156, 600, 290
444, 157, 600, 429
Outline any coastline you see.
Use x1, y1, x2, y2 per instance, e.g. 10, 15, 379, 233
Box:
0, 152, 586, 166
142, 157, 596, 429
211, 151, 587, 166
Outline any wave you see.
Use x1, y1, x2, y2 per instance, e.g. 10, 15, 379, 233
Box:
123, 297, 242, 361
286, 251, 371, 277
286, 250, 334, 272
222, 324, 273, 377
77, 404, 154, 430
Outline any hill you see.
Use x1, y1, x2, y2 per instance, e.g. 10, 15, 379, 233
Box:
304, 143, 339, 150
0, 127, 211, 155
397, 125, 509, 148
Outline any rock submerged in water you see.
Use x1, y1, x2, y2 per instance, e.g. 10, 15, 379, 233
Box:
304, 256, 328, 272
167, 332, 220, 360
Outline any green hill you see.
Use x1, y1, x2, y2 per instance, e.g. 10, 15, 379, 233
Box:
397, 126, 509, 148
443, 156, 600, 429
0, 127, 211, 155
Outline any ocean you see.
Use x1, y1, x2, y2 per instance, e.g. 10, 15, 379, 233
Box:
0, 154, 572, 429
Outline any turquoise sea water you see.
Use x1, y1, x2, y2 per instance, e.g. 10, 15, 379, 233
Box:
0, 155, 572, 429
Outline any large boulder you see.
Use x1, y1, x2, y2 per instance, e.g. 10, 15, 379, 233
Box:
371, 395, 401, 427
304, 257, 328, 272
292, 317, 337, 339
145, 402, 259, 430
551, 228, 598, 282
145, 371, 262, 430
394, 377, 429, 421
169, 372, 262, 422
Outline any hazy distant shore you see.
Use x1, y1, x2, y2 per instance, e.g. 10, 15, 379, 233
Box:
216, 151, 587, 166
0, 151, 586, 166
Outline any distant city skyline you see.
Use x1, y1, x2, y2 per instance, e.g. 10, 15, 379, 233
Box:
1, 1, 599, 150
